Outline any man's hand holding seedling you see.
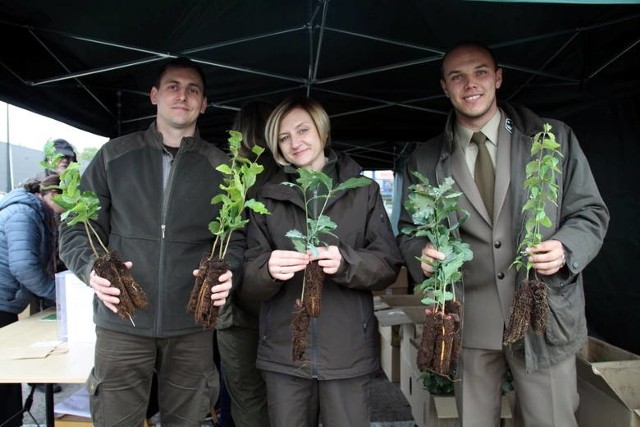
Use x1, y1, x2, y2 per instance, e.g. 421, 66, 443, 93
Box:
420, 243, 446, 278
525, 239, 566, 276
89, 262, 132, 314
191, 268, 233, 306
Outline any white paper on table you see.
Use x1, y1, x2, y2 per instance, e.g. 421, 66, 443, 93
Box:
0, 340, 64, 360
54, 385, 91, 418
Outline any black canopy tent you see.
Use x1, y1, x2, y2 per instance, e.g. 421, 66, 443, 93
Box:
1, 0, 638, 353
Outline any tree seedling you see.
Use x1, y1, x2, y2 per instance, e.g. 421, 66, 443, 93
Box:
504, 123, 563, 346
187, 130, 269, 329
42, 139, 148, 326
401, 173, 473, 379
283, 168, 370, 360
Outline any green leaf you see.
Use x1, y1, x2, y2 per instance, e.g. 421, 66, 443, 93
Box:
216, 164, 233, 175
334, 176, 370, 192
245, 199, 269, 215
513, 123, 563, 274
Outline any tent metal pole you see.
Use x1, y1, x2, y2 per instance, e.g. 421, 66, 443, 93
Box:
316, 56, 441, 84
589, 37, 640, 80
315, 88, 446, 115
311, 0, 330, 83
507, 31, 581, 101
28, 29, 115, 117
324, 27, 443, 54
5, 104, 11, 192
182, 26, 306, 54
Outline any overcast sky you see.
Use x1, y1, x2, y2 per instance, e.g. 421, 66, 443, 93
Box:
0, 101, 108, 152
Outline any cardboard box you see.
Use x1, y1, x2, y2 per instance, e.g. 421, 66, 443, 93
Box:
373, 266, 409, 295
55, 415, 150, 426
379, 323, 401, 382
374, 294, 425, 312
55, 271, 96, 342
576, 336, 640, 427
55, 415, 93, 426
399, 307, 513, 427
374, 295, 425, 382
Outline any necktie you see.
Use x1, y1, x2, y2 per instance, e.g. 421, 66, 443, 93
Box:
471, 131, 494, 219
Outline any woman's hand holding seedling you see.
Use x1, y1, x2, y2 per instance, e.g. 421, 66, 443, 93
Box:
311, 245, 342, 275
268, 250, 310, 281
89, 261, 132, 313
420, 243, 446, 277
525, 239, 565, 276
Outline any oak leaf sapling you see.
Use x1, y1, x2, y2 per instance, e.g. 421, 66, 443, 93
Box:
401, 173, 472, 380
504, 123, 563, 346
187, 130, 269, 329
283, 168, 370, 360
42, 139, 148, 325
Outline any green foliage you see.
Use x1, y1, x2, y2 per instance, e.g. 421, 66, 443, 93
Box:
401, 174, 473, 310
41, 141, 105, 257
283, 168, 370, 256
421, 371, 455, 396
40, 139, 65, 171
512, 123, 563, 275
53, 162, 101, 226
208, 130, 270, 259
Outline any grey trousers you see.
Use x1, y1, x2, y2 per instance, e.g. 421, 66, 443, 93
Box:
263, 370, 371, 427
88, 327, 219, 427
217, 325, 269, 427
454, 347, 579, 427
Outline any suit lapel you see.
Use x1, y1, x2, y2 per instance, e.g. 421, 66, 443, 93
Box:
451, 144, 492, 225
493, 118, 512, 222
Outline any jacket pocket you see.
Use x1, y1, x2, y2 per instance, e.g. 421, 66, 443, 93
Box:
544, 275, 584, 346
86, 368, 103, 425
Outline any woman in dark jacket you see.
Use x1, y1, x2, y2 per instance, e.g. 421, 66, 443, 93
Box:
242, 97, 403, 427
0, 174, 63, 427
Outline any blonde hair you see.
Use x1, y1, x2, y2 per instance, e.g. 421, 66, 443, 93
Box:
265, 97, 331, 166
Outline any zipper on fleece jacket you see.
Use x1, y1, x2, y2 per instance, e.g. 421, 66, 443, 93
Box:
156, 146, 181, 335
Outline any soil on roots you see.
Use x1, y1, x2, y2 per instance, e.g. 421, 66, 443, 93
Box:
291, 299, 310, 362
417, 309, 437, 371
93, 251, 148, 321
433, 314, 456, 376
529, 278, 549, 334
503, 279, 534, 346
304, 261, 324, 317
417, 300, 463, 379
187, 253, 228, 329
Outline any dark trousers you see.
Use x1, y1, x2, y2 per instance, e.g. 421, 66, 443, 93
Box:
263, 371, 371, 427
88, 327, 219, 427
0, 311, 22, 427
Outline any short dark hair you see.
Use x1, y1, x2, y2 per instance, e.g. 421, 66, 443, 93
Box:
232, 101, 274, 157
441, 41, 498, 78
154, 57, 206, 91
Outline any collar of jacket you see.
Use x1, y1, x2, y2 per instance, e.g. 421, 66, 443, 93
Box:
147, 122, 201, 151
442, 101, 547, 152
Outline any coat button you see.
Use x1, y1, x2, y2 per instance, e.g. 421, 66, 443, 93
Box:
494, 241, 502, 248
497, 272, 505, 279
